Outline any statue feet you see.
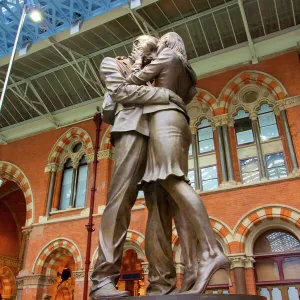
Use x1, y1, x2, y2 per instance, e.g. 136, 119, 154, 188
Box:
90, 283, 130, 299
181, 252, 231, 295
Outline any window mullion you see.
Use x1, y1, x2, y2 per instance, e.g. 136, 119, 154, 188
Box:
69, 167, 78, 208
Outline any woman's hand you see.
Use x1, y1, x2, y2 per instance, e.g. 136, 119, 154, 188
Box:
130, 48, 144, 65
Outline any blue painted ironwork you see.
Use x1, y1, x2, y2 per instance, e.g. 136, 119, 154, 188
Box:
0, 0, 130, 57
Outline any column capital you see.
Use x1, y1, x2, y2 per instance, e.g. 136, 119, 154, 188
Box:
21, 226, 32, 240
229, 255, 255, 268
141, 262, 149, 275
174, 263, 185, 274
211, 114, 231, 129
45, 163, 59, 173
190, 125, 198, 135
72, 270, 85, 282
86, 153, 95, 163
98, 149, 114, 160
249, 112, 258, 120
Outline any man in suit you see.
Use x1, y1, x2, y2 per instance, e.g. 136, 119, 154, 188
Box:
90, 35, 186, 299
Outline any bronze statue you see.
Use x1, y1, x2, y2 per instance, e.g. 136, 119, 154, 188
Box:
90, 33, 230, 299
90, 35, 197, 299
126, 32, 230, 295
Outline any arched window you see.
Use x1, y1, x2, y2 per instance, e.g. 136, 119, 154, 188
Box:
254, 230, 300, 300
197, 119, 214, 154
234, 109, 254, 145
59, 154, 88, 210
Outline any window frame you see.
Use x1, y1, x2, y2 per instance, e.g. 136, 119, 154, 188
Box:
59, 155, 88, 211
200, 164, 218, 192
257, 105, 280, 142
197, 119, 215, 155
239, 156, 260, 184
234, 110, 255, 147
264, 151, 288, 181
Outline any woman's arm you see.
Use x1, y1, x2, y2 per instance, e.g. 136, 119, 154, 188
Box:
127, 48, 172, 85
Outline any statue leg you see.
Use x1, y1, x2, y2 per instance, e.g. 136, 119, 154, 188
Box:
144, 183, 176, 296
168, 197, 199, 292
90, 132, 147, 295
161, 177, 230, 294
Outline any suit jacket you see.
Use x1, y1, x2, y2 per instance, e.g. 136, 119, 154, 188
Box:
127, 48, 197, 118
100, 57, 170, 140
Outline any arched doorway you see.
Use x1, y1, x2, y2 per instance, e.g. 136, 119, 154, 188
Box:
254, 230, 300, 300
118, 249, 144, 296
0, 180, 26, 300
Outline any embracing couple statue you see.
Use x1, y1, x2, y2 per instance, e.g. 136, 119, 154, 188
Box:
89, 33, 230, 299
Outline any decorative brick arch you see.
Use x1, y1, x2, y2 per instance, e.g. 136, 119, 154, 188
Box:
219, 71, 288, 111
234, 205, 300, 253
48, 127, 93, 166
0, 161, 34, 226
210, 218, 234, 254
100, 126, 113, 151
0, 266, 16, 298
196, 89, 219, 114
171, 218, 233, 259
32, 238, 83, 274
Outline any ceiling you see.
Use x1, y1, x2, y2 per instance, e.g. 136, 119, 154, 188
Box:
0, 0, 300, 142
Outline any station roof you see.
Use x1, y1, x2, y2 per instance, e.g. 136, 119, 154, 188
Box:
0, 0, 299, 143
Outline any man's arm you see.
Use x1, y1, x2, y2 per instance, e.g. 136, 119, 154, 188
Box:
100, 57, 169, 106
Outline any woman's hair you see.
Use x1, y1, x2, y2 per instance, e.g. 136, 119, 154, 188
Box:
160, 32, 197, 85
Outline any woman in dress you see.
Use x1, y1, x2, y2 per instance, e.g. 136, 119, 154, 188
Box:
127, 32, 230, 294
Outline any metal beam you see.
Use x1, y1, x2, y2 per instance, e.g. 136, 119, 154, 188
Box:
237, 0, 258, 64
0, 133, 7, 145
131, 10, 159, 37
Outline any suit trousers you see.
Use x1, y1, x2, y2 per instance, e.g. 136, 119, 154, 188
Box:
90, 132, 148, 293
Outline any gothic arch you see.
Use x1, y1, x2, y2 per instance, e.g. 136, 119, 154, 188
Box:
32, 238, 83, 274
219, 71, 288, 111
0, 161, 34, 226
233, 205, 300, 253
48, 127, 93, 166
196, 89, 219, 112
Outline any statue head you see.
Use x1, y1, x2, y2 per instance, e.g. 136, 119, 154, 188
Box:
157, 32, 187, 60
130, 35, 158, 65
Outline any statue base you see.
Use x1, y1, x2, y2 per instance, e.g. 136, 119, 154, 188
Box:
99, 295, 264, 300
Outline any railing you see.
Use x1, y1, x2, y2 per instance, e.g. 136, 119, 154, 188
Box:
257, 284, 300, 300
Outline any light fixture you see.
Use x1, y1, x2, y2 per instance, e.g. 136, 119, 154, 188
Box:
130, 0, 142, 9
26, 0, 43, 23
70, 20, 83, 35
28, 8, 43, 23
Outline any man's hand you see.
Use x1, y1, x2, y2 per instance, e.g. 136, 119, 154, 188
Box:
169, 91, 186, 113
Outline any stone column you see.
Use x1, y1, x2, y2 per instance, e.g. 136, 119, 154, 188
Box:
73, 271, 85, 300
175, 263, 185, 290
250, 113, 267, 180
190, 125, 201, 190
141, 262, 149, 291
52, 168, 63, 210
280, 110, 299, 171
212, 116, 228, 183
45, 165, 57, 217
19, 227, 32, 271
229, 255, 247, 294
222, 124, 235, 182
